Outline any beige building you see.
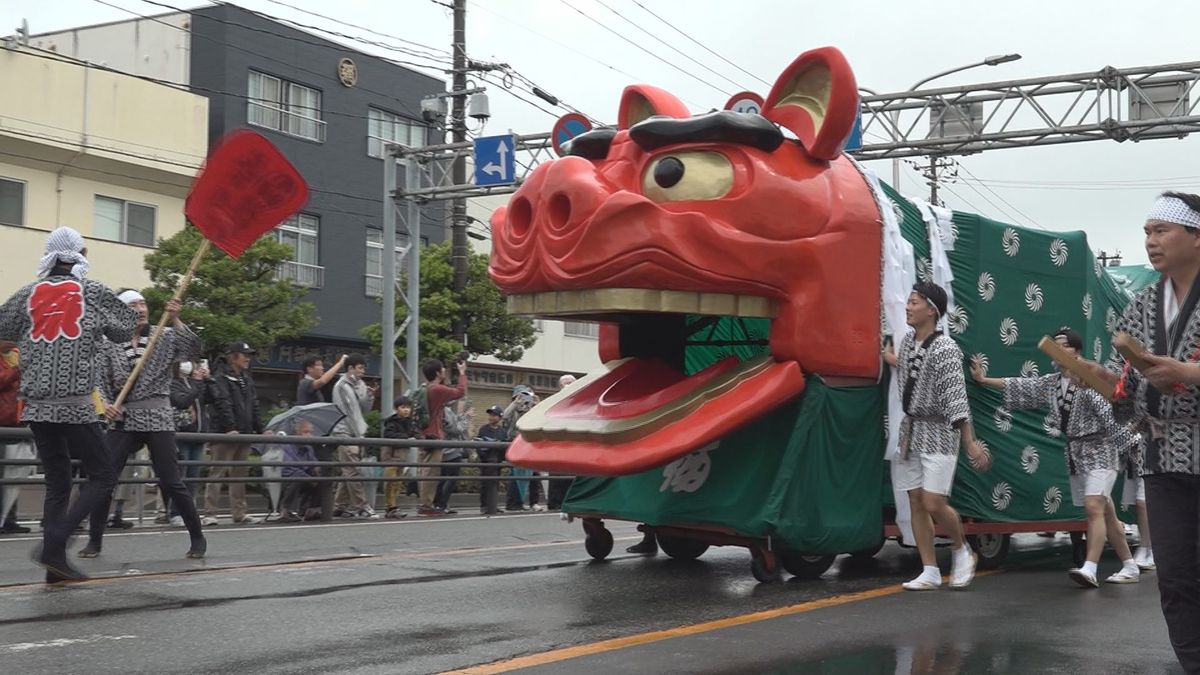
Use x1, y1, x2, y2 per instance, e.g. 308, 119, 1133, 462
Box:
0, 45, 208, 296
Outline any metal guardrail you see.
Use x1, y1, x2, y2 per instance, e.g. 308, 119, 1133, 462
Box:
0, 427, 575, 485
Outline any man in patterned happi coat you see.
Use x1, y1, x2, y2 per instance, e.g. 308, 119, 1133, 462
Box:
883, 281, 991, 591
82, 289, 207, 560
1085, 191, 1200, 673
0, 227, 137, 583
972, 327, 1139, 587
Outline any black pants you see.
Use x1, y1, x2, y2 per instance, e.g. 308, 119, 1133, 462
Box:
90, 429, 203, 545
1145, 473, 1200, 674
547, 476, 573, 510
29, 422, 116, 561
434, 457, 463, 510
478, 449, 502, 513
281, 479, 318, 515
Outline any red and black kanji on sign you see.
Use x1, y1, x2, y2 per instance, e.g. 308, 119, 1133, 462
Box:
184, 130, 309, 258
28, 279, 85, 343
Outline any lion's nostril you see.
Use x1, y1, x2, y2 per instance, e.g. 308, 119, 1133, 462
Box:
548, 193, 572, 229
509, 197, 533, 237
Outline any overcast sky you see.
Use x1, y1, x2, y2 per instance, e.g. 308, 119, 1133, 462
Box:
7, 0, 1200, 264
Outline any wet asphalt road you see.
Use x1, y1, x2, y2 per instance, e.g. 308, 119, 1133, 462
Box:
0, 513, 1182, 674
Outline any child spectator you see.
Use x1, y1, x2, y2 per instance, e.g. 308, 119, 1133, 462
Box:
381, 396, 419, 518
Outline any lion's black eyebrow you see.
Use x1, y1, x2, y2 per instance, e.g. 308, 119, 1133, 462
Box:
629, 111, 783, 152
564, 128, 618, 159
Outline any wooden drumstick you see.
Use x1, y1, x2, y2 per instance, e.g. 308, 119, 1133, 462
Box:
1037, 336, 1116, 402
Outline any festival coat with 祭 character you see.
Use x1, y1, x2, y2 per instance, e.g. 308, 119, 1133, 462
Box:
98, 325, 202, 432
1003, 373, 1120, 474
895, 331, 972, 458
0, 273, 138, 424
1108, 281, 1200, 476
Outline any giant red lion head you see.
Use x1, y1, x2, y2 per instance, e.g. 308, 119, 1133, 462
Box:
489, 47, 882, 476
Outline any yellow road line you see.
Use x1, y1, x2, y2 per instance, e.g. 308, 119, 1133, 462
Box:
443, 570, 999, 674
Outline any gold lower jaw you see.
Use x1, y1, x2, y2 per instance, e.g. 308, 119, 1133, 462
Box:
506, 289, 777, 319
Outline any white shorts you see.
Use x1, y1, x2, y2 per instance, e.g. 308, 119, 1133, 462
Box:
1121, 474, 1146, 506
1069, 469, 1118, 507
893, 453, 959, 496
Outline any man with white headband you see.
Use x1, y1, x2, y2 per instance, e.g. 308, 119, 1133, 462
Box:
1090, 191, 1200, 672
0, 227, 137, 583
883, 281, 991, 592
83, 289, 207, 560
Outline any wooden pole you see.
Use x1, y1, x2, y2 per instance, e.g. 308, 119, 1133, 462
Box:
113, 239, 211, 408
1037, 335, 1116, 402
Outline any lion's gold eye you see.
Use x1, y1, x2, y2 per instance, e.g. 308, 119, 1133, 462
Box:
641, 151, 733, 203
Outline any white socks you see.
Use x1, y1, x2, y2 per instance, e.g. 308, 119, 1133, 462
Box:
1081, 561, 1098, 577
954, 544, 972, 564
916, 565, 941, 583
1121, 558, 1139, 574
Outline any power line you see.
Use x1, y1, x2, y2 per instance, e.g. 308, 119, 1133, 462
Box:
626, 0, 771, 88
259, 0, 451, 59
557, 0, 731, 98
953, 161, 1046, 230
465, 0, 705, 111
223, 2, 452, 66
5, 44, 423, 127
592, 0, 748, 92
93, 0, 429, 120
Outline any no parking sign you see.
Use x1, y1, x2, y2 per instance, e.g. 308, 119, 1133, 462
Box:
552, 113, 594, 157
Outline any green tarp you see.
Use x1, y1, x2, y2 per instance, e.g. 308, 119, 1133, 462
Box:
563, 184, 1135, 551
565, 377, 886, 554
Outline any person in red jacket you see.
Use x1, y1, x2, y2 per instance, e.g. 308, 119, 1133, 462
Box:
415, 357, 467, 516
0, 341, 30, 534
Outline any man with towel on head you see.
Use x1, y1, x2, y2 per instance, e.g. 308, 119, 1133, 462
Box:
0, 227, 137, 583
883, 281, 991, 591
83, 288, 207, 560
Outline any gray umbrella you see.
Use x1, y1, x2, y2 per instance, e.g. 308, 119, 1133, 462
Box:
266, 402, 345, 437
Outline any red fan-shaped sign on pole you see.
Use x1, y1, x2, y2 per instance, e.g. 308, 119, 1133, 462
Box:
185, 130, 309, 258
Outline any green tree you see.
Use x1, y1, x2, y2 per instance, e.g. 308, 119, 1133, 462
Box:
141, 225, 317, 357
361, 241, 537, 365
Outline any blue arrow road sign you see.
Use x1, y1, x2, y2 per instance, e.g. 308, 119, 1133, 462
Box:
474, 134, 516, 187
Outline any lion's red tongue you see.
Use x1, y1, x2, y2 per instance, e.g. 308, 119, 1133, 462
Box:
507, 356, 806, 475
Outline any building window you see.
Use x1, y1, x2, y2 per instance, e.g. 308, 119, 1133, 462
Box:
563, 321, 600, 339
275, 213, 323, 288
94, 196, 155, 246
365, 229, 429, 296
367, 107, 428, 158
248, 71, 325, 142
0, 177, 25, 226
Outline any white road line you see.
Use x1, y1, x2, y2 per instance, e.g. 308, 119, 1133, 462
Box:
0, 634, 138, 653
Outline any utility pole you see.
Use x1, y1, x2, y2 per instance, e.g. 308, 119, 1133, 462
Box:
1097, 250, 1123, 267
450, 0, 469, 345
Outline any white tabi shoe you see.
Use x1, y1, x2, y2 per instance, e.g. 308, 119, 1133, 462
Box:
1068, 568, 1099, 588
949, 550, 977, 589
1105, 568, 1141, 584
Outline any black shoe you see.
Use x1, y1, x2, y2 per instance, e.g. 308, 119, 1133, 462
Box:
77, 542, 102, 558
32, 547, 89, 583
626, 536, 658, 555
186, 536, 207, 559
0, 523, 31, 534
107, 517, 133, 530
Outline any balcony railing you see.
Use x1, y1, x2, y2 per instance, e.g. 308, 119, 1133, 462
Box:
248, 102, 327, 143
277, 261, 324, 289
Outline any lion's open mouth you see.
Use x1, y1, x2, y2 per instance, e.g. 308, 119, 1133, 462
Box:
504, 289, 807, 476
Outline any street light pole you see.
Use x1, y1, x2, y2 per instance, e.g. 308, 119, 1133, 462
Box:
877, 54, 1022, 193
